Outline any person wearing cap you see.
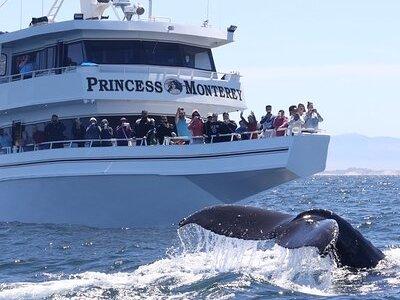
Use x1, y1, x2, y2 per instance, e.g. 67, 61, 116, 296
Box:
260, 105, 276, 131
100, 119, 114, 147
116, 117, 133, 146
85, 117, 101, 146
188, 110, 204, 144
44, 114, 66, 148
135, 110, 154, 146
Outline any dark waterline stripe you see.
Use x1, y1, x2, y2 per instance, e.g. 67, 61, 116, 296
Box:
0, 147, 289, 168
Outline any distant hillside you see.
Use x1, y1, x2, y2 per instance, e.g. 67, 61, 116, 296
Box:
326, 134, 400, 171
322, 168, 400, 176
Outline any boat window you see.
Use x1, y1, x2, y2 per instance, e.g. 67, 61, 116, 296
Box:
12, 52, 36, 75
64, 42, 84, 66
85, 40, 142, 65
81, 40, 216, 71
0, 53, 6, 76
181, 45, 215, 71
36, 46, 56, 71
142, 41, 181, 67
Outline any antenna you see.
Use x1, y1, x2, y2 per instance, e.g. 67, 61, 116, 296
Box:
148, 0, 152, 19
0, 0, 10, 9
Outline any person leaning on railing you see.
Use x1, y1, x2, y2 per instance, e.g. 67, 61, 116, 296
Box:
273, 110, 288, 137
100, 119, 114, 147
44, 114, 66, 149
156, 116, 175, 145
188, 110, 204, 144
304, 102, 323, 131
85, 118, 102, 147
0, 128, 12, 154
240, 111, 258, 139
115, 117, 133, 146
72, 118, 86, 148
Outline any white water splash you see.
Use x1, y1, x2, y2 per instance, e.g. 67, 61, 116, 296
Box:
0, 228, 399, 300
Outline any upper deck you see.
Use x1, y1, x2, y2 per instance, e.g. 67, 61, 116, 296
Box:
0, 17, 243, 127
0, 19, 233, 49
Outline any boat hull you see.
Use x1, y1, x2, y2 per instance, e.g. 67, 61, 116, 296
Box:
0, 135, 330, 227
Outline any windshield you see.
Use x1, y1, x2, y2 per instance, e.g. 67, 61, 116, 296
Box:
83, 40, 216, 71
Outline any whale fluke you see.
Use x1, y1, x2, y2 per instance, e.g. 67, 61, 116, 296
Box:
179, 205, 385, 269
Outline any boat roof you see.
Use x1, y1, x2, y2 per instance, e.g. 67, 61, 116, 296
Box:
0, 20, 232, 49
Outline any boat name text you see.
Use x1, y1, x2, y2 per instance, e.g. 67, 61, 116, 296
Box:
86, 77, 243, 101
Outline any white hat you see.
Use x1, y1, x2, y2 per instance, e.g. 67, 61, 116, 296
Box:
90, 117, 97, 123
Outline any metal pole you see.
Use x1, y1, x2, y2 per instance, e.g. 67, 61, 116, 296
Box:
148, 0, 152, 20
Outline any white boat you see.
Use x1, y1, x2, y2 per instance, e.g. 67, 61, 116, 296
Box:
0, 0, 330, 227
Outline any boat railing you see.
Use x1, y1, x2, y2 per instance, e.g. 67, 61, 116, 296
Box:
0, 66, 77, 84
0, 64, 239, 85
0, 129, 323, 155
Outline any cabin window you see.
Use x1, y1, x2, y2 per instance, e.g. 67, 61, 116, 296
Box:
142, 41, 181, 67
36, 46, 56, 70
12, 52, 36, 75
85, 40, 142, 65
64, 42, 84, 66
0, 53, 6, 76
11, 46, 57, 75
80, 40, 216, 71
181, 45, 215, 71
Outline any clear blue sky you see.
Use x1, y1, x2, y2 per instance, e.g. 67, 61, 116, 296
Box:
1, 0, 399, 138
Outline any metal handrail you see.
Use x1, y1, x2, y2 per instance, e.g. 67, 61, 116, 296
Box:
0, 64, 240, 85
0, 129, 323, 155
0, 66, 77, 84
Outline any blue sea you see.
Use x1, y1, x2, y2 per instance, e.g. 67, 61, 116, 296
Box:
0, 176, 399, 299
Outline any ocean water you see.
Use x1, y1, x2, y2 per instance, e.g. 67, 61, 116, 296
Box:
0, 176, 399, 299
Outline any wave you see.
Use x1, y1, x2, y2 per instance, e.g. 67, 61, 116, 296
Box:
0, 226, 399, 299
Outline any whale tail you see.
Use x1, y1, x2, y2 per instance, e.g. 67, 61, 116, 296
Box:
179, 205, 384, 269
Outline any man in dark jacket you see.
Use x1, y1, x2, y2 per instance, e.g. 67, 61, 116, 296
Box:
135, 110, 154, 146
156, 116, 175, 144
100, 119, 114, 147
44, 114, 66, 148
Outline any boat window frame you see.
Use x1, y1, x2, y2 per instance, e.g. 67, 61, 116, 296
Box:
11, 44, 58, 75
0, 53, 7, 76
79, 39, 217, 72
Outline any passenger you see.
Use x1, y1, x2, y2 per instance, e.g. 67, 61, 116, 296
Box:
0, 128, 12, 154
100, 119, 114, 147
204, 113, 230, 143
235, 120, 249, 140
175, 107, 191, 139
288, 107, 304, 135
32, 125, 46, 148
297, 103, 306, 119
220, 112, 237, 142
222, 112, 238, 133
44, 114, 66, 149
146, 119, 157, 145
135, 110, 154, 146
17, 54, 34, 77
20, 131, 33, 151
72, 118, 86, 148
304, 102, 324, 131
240, 111, 258, 139
273, 110, 288, 137
188, 110, 204, 144
204, 113, 213, 143
260, 105, 275, 132
155, 116, 175, 145
86, 117, 101, 146
116, 117, 133, 146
